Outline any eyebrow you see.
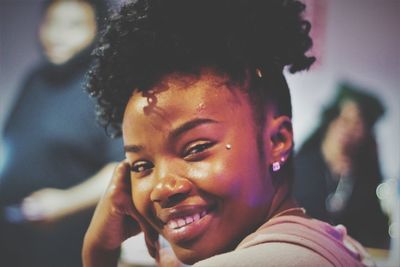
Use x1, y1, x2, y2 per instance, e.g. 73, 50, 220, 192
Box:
123, 118, 218, 153
168, 118, 218, 141
124, 144, 145, 153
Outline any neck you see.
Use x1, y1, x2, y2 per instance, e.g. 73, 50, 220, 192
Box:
266, 182, 298, 219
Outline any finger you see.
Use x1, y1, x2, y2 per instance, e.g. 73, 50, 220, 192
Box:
110, 162, 145, 221
106, 161, 133, 215
108, 161, 131, 192
112, 161, 160, 256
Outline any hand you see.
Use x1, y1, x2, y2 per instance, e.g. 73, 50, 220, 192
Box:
21, 188, 72, 222
82, 161, 159, 267
21, 162, 120, 224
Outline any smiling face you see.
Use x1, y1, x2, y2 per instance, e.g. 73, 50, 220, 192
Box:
122, 70, 276, 264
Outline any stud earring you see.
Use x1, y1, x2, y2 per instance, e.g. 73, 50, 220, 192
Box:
225, 144, 232, 150
271, 157, 285, 172
272, 161, 281, 172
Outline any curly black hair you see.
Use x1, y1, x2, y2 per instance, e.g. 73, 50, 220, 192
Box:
87, 0, 315, 137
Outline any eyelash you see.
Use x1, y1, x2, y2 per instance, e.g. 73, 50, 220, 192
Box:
131, 161, 154, 173
183, 141, 215, 160
131, 141, 215, 174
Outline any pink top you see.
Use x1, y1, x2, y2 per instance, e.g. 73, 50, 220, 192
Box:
194, 209, 375, 267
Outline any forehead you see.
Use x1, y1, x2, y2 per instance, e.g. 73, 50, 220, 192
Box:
46, 1, 94, 22
339, 100, 363, 120
122, 71, 250, 134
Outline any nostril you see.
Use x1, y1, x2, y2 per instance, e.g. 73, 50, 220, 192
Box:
168, 192, 187, 205
152, 192, 189, 207
150, 176, 193, 205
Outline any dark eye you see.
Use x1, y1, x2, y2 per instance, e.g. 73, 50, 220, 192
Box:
131, 160, 154, 173
183, 141, 214, 160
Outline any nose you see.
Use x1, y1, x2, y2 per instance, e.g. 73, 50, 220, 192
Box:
150, 163, 192, 207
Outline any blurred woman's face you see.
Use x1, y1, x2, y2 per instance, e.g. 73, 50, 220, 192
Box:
39, 1, 97, 64
122, 70, 275, 264
327, 100, 366, 152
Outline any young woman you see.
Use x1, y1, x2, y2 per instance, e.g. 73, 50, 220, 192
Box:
83, 0, 373, 266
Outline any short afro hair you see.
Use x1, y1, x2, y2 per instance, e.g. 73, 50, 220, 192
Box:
87, 0, 315, 137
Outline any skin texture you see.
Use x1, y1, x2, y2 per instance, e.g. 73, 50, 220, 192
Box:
83, 68, 295, 266
39, 1, 97, 64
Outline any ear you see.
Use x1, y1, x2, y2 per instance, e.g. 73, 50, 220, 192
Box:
267, 115, 293, 165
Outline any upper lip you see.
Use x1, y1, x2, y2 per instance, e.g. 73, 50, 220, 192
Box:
157, 204, 214, 225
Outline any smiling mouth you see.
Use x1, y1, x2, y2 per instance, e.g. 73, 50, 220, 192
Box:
158, 204, 216, 244
166, 210, 208, 229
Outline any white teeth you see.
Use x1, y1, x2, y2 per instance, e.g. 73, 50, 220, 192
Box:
185, 216, 194, 224
168, 220, 178, 229
167, 210, 208, 229
177, 218, 186, 227
193, 213, 200, 221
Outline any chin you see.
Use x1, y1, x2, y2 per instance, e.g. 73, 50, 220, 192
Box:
172, 238, 236, 265
172, 246, 203, 265
46, 55, 70, 65
171, 244, 218, 265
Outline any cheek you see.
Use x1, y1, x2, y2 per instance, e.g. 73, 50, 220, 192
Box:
189, 154, 253, 198
222, 146, 273, 206
188, 161, 235, 194
131, 178, 153, 214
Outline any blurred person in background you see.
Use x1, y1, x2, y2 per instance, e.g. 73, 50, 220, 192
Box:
293, 83, 390, 249
0, 0, 122, 266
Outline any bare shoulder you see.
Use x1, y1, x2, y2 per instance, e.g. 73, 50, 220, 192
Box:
193, 242, 334, 267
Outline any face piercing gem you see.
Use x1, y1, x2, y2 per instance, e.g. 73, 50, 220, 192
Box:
256, 68, 263, 78
281, 157, 285, 162
225, 144, 232, 150
272, 161, 281, 172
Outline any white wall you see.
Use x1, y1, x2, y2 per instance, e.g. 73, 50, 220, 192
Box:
287, 0, 400, 180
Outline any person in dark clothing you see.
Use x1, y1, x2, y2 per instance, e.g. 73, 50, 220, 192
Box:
293, 83, 390, 249
0, 1, 122, 266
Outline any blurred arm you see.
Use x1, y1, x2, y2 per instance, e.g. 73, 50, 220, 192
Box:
22, 162, 118, 222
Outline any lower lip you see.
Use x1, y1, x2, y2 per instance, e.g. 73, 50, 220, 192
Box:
163, 211, 214, 245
